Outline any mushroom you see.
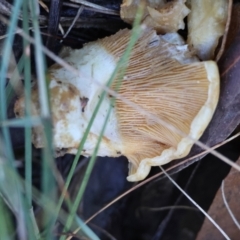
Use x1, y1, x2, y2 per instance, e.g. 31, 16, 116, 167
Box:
14, 28, 219, 181
187, 0, 228, 60
121, 0, 190, 34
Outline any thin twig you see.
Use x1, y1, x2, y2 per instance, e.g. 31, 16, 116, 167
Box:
139, 205, 200, 212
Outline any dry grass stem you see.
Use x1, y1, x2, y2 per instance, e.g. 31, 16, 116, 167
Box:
61, 5, 84, 41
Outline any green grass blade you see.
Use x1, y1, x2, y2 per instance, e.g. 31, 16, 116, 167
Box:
0, 1, 144, 239
28, 1, 50, 118
22, 1, 40, 239
5, 54, 24, 106
0, 139, 26, 239
61, 104, 113, 238
75, 217, 100, 240
0, 0, 23, 163
0, 117, 42, 128
51, 87, 110, 235
0, 158, 73, 238
28, 1, 56, 238
23, 0, 32, 209
60, 3, 144, 238
0, 198, 13, 240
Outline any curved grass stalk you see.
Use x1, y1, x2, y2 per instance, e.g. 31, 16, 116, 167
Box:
23, 0, 32, 210
28, 0, 56, 238
61, 5, 144, 240
22, 1, 40, 239
0, 0, 22, 163
5, 54, 24, 106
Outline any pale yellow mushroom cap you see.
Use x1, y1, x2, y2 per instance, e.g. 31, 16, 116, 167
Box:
187, 0, 228, 60
121, 0, 190, 33
14, 28, 219, 181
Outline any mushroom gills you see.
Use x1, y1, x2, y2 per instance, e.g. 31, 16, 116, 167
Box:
14, 28, 220, 182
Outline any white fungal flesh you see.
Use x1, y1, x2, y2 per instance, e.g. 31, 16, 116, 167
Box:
187, 0, 228, 60
48, 45, 123, 156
